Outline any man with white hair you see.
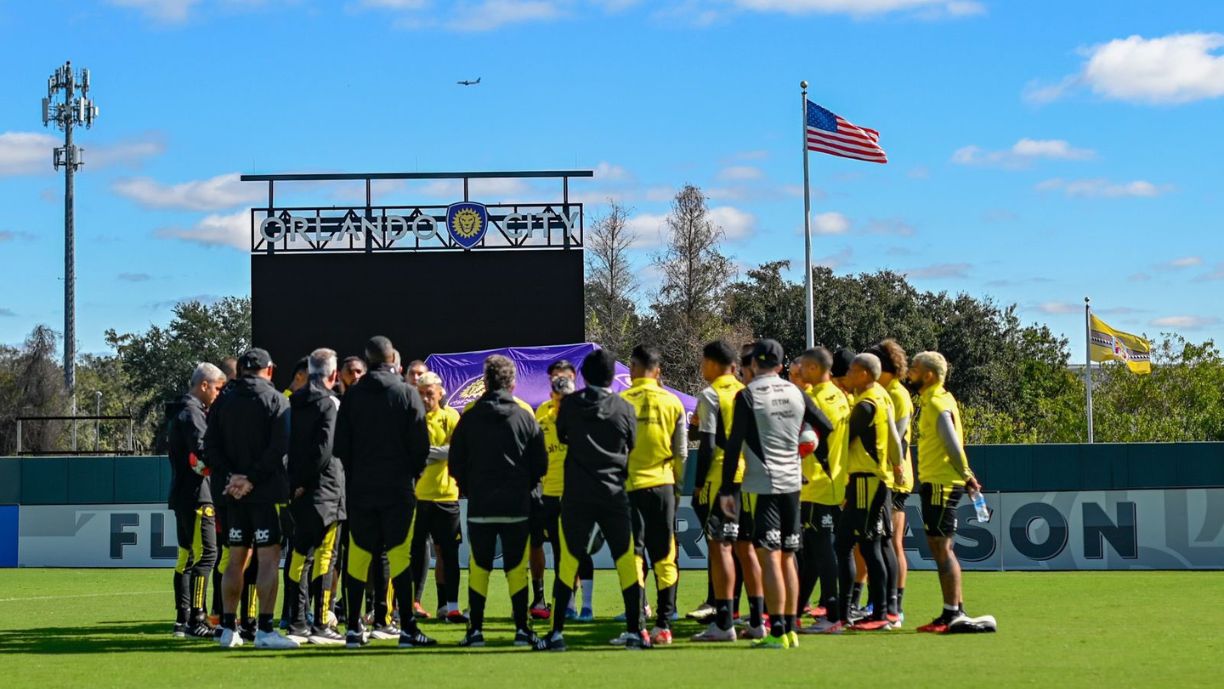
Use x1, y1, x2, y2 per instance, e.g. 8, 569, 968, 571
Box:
167, 362, 226, 638
837, 352, 905, 632
284, 348, 347, 646
909, 351, 985, 634
410, 371, 465, 624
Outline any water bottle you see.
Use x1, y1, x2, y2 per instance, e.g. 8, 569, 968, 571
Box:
969, 489, 991, 523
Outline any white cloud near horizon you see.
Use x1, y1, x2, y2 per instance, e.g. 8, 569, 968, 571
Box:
113, 172, 265, 211
952, 138, 1095, 168
1036, 178, 1170, 199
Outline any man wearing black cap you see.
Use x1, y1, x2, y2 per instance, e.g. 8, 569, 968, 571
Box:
333, 336, 435, 649
719, 339, 833, 650
205, 347, 297, 649
534, 349, 647, 652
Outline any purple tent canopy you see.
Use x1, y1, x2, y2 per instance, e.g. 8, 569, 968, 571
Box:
425, 343, 698, 417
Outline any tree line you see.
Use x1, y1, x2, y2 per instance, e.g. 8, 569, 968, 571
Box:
2, 185, 1221, 454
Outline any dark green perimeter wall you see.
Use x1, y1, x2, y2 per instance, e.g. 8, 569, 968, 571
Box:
1, 443, 1221, 505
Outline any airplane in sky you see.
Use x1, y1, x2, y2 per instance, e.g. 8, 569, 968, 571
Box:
457, 77, 481, 86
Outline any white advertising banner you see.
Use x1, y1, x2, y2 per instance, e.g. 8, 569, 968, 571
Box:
14, 489, 1224, 570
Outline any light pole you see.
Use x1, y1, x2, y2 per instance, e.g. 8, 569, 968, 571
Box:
94, 390, 102, 452
42, 61, 98, 450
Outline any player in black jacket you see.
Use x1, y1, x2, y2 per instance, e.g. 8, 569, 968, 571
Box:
534, 349, 647, 652
167, 362, 226, 639
448, 355, 549, 648
333, 336, 435, 650
284, 348, 346, 646
204, 348, 297, 649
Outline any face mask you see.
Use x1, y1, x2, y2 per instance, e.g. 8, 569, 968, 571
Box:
551, 376, 575, 395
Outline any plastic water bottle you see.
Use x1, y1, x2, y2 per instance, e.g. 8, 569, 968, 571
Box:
969, 489, 991, 523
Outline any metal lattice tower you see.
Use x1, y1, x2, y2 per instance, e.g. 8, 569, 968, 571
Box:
42, 61, 98, 401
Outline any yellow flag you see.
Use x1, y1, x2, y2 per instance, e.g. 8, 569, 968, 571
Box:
1089, 313, 1151, 374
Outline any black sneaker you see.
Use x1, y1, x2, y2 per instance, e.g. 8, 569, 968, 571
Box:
239, 622, 256, 643
398, 628, 438, 648
186, 621, 214, 639
345, 629, 368, 649
173, 622, 187, 638
514, 628, 540, 647
459, 629, 486, 648
624, 629, 653, 650
532, 630, 566, 652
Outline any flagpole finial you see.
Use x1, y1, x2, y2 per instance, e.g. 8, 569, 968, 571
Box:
1085, 296, 1091, 305
800, 80, 808, 90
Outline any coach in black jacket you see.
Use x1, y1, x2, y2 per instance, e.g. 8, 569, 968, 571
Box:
284, 348, 346, 644
448, 354, 548, 646
204, 347, 295, 648
333, 336, 434, 648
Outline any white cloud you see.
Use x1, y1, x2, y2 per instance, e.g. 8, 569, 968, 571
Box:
118, 272, 153, 282
1151, 315, 1220, 329
729, 0, 983, 18
718, 165, 763, 181
1194, 263, 1224, 282
113, 172, 264, 211
108, 0, 200, 23
905, 263, 971, 279
952, 138, 1095, 168
625, 212, 669, 248
1027, 33, 1224, 105
708, 206, 756, 240
448, 0, 563, 30
417, 178, 532, 200
1160, 256, 1202, 270
812, 211, 850, 235
1034, 301, 1080, 315
155, 209, 249, 250
593, 161, 632, 182
1036, 178, 1170, 198
0, 230, 35, 243
0, 131, 164, 177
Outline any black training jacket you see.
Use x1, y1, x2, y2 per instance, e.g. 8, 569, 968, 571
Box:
203, 375, 290, 504
288, 379, 345, 524
167, 394, 212, 510
448, 390, 548, 519
333, 366, 429, 507
556, 386, 637, 505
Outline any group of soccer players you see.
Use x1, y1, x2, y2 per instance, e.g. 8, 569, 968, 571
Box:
165, 333, 984, 651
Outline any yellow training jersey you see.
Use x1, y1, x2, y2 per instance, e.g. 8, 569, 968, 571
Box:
697, 374, 745, 491
886, 378, 915, 493
620, 378, 686, 491
916, 383, 972, 487
535, 398, 566, 497
415, 406, 461, 502
847, 383, 895, 484
801, 381, 850, 505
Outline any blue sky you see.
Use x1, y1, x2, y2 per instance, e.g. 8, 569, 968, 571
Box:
0, 0, 1221, 361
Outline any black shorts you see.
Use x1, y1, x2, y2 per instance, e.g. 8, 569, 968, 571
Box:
749, 492, 802, 552
892, 491, 910, 513
800, 501, 839, 535
700, 483, 740, 543
225, 502, 283, 548
414, 500, 462, 546
528, 492, 548, 547
920, 483, 965, 538
844, 474, 891, 540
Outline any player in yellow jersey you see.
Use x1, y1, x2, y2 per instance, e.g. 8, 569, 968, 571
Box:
534, 360, 596, 620
408, 372, 465, 624
796, 347, 850, 634
619, 345, 687, 646
837, 353, 905, 632
870, 339, 914, 624
909, 352, 987, 634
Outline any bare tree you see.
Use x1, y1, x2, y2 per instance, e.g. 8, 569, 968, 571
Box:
585, 200, 640, 359
0, 325, 69, 453
646, 185, 738, 393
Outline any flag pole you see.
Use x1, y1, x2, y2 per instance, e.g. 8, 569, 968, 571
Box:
1084, 296, 1094, 443
801, 81, 814, 349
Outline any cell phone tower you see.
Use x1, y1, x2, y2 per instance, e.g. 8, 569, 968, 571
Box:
42, 61, 99, 417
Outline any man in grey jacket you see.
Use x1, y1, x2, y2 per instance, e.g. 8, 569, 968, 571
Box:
720, 339, 832, 650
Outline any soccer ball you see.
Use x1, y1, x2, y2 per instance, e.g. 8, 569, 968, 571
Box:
798, 425, 818, 457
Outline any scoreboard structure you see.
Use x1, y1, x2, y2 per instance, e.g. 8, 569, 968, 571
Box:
240, 170, 590, 388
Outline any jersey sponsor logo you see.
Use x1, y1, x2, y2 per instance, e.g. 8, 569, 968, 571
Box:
820, 513, 834, 529
445, 202, 489, 249
254, 528, 271, 544
763, 528, 782, 548
783, 533, 802, 550
228, 528, 242, 542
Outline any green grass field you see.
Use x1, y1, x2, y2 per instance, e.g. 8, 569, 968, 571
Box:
1, 568, 1221, 688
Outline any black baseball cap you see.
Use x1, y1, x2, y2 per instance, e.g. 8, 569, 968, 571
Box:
751, 339, 785, 368
239, 347, 274, 371
830, 348, 855, 378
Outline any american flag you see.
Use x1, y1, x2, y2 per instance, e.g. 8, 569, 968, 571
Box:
806, 101, 888, 164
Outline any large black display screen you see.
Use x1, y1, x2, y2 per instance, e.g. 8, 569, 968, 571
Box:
251, 249, 584, 387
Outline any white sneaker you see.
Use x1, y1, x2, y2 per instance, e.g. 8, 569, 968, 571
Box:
691, 623, 736, 642
738, 623, 766, 640
254, 630, 300, 649
218, 628, 244, 648
609, 631, 637, 646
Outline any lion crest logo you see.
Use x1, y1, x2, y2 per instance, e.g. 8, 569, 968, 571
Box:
446, 202, 488, 249
447, 375, 486, 410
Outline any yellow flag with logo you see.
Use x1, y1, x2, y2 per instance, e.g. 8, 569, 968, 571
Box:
1088, 313, 1151, 374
